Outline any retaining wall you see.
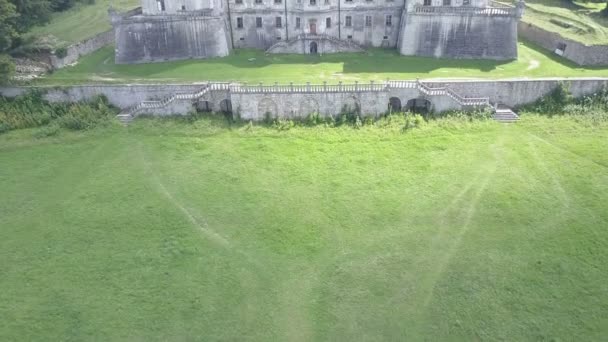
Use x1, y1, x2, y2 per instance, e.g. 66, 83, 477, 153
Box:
2, 78, 607, 118
426, 79, 608, 108
50, 30, 115, 69
518, 21, 608, 66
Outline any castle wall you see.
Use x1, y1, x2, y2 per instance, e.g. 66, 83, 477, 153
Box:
5, 79, 604, 118
399, 11, 518, 60
425, 79, 608, 108
113, 15, 231, 64
518, 21, 608, 66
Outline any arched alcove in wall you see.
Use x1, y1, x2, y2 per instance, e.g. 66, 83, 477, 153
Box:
257, 98, 278, 119
405, 98, 431, 114
388, 97, 402, 112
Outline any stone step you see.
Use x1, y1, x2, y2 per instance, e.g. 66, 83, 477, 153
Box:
493, 105, 519, 123
116, 113, 134, 125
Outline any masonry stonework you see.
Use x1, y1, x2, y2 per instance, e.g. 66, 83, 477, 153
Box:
110, 0, 523, 63
4, 79, 606, 120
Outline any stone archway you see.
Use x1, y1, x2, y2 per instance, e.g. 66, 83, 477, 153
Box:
258, 98, 278, 119
196, 100, 211, 112
405, 98, 431, 114
282, 101, 296, 118
299, 97, 320, 116
310, 41, 318, 54
219, 99, 232, 114
388, 97, 402, 112
342, 95, 360, 115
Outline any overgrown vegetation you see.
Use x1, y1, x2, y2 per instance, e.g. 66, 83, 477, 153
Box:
0, 91, 117, 134
520, 82, 608, 125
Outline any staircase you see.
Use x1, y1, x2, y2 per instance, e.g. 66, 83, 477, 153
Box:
116, 83, 214, 124
493, 104, 519, 122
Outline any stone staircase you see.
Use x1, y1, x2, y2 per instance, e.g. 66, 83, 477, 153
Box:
493, 104, 519, 122
116, 83, 214, 124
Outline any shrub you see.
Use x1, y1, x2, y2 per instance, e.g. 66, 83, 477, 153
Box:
0, 92, 117, 133
55, 46, 68, 58
33, 123, 59, 138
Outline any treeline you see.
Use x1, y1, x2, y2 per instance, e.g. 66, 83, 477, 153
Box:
0, 0, 94, 83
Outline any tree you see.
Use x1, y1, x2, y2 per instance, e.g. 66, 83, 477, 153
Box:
0, 0, 19, 51
9, 0, 52, 32
0, 54, 15, 84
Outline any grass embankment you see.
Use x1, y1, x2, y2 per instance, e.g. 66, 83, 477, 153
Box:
1, 105, 608, 340
523, 0, 608, 45
32, 41, 608, 85
24, 0, 139, 45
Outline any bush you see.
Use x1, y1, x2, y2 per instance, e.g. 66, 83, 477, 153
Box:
0, 92, 117, 133
0, 54, 15, 85
32, 123, 59, 138
55, 46, 68, 58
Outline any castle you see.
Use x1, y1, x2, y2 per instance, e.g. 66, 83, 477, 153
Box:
109, 0, 525, 64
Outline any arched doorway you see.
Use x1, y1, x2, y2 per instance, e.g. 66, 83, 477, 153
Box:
310, 41, 318, 54
388, 97, 402, 112
405, 98, 431, 114
219, 99, 232, 118
196, 100, 211, 112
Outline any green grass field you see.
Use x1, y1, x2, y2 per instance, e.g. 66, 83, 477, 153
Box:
25, 0, 139, 45
32, 41, 608, 85
1, 115, 607, 340
523, 0, 608, 45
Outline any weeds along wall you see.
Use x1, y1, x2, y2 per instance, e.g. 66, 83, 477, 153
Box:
2, 79, 608, 118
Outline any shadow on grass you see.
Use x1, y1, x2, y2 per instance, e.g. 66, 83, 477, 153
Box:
521, 38, 608, 69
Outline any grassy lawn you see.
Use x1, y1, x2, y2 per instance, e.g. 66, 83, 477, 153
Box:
31, 41, 608, 85
1, 116, 607, 340
25, 0, 139, 45
524, 0, 608, 45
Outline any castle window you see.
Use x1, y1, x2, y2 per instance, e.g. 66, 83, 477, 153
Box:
385, 15, 392, 26
325, 0, 330, 3
276, 17, 282, 28
255, 0, 262, 3
181, 5, 186, 10
383, 35, 388, 39
345, 16, 352, 27
275, 0, 282, 3
326, 17, 331, 28
365, 15, 372, 27
310, 0, 316, 5
156, 0, 165, 12
423, 0, 431, 5
347, 35, 353, 39
236, 0, 243, 3
237, 17, 243, 29
462, 0, 470, 4
240, 37, 245, 40
296, 17, 301, 28
345, 0, 353, 2
277, 36, 282, 40
443, 0, 451, 5
256, 17, 263, 28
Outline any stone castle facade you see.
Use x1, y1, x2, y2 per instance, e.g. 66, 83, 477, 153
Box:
109, 0, 525, 64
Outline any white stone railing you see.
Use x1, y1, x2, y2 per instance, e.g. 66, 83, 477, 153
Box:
230, 81, 388, 93
413, 5, 517, 16
120, 80, 489, 117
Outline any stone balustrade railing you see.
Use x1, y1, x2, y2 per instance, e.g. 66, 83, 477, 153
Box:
413, 5, 517, 16
120, 80, 490, 117
230, 81, 388, 94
